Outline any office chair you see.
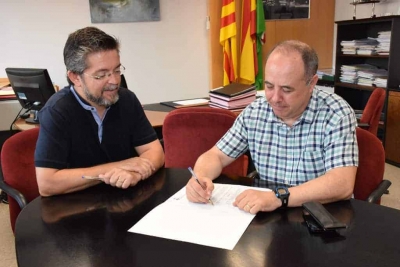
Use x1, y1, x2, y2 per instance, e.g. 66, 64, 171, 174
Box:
120, 74, 128, 89
0, 130, 20, 204
162, 107, 249, 176
353, 127, 391, 204
356, 87, 386, 136
0, 128, 40, 232
239, 127, 390, 204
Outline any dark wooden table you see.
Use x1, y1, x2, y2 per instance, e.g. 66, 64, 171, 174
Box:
15, 168, 400, 267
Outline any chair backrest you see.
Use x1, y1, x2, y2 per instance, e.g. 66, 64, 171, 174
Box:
359, 87, 386, 136
354, 127, 385, 203
1, 128, 40, 232
120, 74, 128, 89
162, 107, 248, 176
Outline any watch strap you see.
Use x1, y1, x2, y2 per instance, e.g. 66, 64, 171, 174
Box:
281, 195, 289, 207
275, 187, 289, 208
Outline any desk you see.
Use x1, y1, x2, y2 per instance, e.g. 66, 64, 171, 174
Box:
13, 109, 169, 131
15, 168, 400, 267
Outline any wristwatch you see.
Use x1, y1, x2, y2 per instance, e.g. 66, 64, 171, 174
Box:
275, 187, 290, 208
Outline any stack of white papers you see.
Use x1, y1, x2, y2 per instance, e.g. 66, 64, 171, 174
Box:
340, 38, 379, 55
374, 77, 388, 88
358, 69, 388, 79
340, 64, 377, 84
173, 98, 209, 106
357, 68, 388, 87
376, 31, 391, 55
129, 184, 270, 250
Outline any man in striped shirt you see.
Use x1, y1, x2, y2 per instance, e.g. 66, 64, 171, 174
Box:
186, 40, 358, 213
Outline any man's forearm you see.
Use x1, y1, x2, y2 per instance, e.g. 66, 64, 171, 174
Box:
131, 148, 165, 179
287, 166, 357, 207
37, 156, 158, 196
193, 148, 229, 180
129, 140, 165, 179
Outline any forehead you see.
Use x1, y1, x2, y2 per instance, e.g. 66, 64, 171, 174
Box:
85, 50, 120, 70
265, 50, 305, 79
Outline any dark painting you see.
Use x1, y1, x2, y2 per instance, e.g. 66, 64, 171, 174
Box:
89, 0, 160, 23
263, 0, 310, 20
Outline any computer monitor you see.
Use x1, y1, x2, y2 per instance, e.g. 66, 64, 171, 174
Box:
5, 68, 56, 124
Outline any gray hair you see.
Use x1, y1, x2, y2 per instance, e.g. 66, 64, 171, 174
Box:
267, 40, 318, 83
63, 27, 120, 85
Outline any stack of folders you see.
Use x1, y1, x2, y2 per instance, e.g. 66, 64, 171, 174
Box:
209, 83, 256, 112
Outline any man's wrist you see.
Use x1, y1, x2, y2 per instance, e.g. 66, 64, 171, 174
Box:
273, 192, 283, 208
128, 170, 145, 182
274, 187, 290, 208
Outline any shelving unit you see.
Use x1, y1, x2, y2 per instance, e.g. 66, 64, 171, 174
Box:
350, 0, 380, 20
334, 16, 400, 166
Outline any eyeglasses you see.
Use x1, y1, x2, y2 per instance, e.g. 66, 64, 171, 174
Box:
83, 65, 125, 81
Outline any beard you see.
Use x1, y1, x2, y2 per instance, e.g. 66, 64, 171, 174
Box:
82, 83, 120, 108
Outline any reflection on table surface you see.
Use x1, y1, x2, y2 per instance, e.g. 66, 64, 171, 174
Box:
41, 170, 166, 224
15, 168, 400, 267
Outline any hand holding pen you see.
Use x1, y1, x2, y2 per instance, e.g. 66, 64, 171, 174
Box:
188, 167, 214, 205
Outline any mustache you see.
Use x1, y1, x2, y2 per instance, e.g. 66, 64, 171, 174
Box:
102, 85, 119, 92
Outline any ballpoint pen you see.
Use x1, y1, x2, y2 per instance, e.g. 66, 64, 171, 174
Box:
82, 175, 104, 181
188, 167, 214, 205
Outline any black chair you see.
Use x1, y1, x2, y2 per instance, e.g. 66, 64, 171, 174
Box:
120, 74, 128, 89
247, 128, 391, 204
0, 130, 20, 204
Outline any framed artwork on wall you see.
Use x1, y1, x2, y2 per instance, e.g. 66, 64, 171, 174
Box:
263, 0, 310, 20
89, 0, 160, 23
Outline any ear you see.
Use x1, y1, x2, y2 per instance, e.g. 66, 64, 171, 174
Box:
67, 71, 82, 87
309, 74, 318, 92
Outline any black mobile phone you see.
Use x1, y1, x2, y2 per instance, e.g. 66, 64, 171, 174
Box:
303, 210, 325, 233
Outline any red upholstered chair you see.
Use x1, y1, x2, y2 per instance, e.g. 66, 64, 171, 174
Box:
357, 87, 386, 136
354, 127, 391, 204
162, 107, 248, 176
0, 128, 40, 232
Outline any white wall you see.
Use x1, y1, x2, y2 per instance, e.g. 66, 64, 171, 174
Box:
335, 0, 400, 21
333, 0, 400, 67
0, 0, 209, 105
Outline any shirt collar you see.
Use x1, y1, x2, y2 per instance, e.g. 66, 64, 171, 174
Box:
69, 85, 111, 112
298, 89, 318, 125
265, 89, 318, 125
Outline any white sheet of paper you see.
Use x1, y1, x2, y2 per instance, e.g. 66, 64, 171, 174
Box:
0, 86, 15, 96
128, 183, 271, 250
173, 98, 208, 106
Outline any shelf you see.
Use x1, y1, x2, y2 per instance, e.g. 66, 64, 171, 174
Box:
338, 54, 389, 58
335, 82, 383, 91
349, 0, 380, 19
336, 15, 400, 24
350, 0, 380, 6
335, 16, 400, 160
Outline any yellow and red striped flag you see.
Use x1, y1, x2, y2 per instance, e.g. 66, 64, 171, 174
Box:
220, 0, 238, 85
239, 0, 256, 85
255, 0, 265, 90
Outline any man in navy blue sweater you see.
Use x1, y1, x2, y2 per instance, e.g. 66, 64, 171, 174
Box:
35, 27, 164, 196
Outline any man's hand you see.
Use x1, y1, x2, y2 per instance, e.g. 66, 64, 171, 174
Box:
185, 176, 214, 204
121, 157, 155, 179
100, 168, 142, 189
233, 189, 282, 214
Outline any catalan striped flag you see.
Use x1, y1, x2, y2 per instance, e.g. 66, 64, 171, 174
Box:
255, 0, 265, 90
239, 0, 265, 89
239, 0, 256, 85
220, 0, 238, 85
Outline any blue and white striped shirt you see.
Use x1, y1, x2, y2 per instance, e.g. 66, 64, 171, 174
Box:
216, 88, 359, 188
